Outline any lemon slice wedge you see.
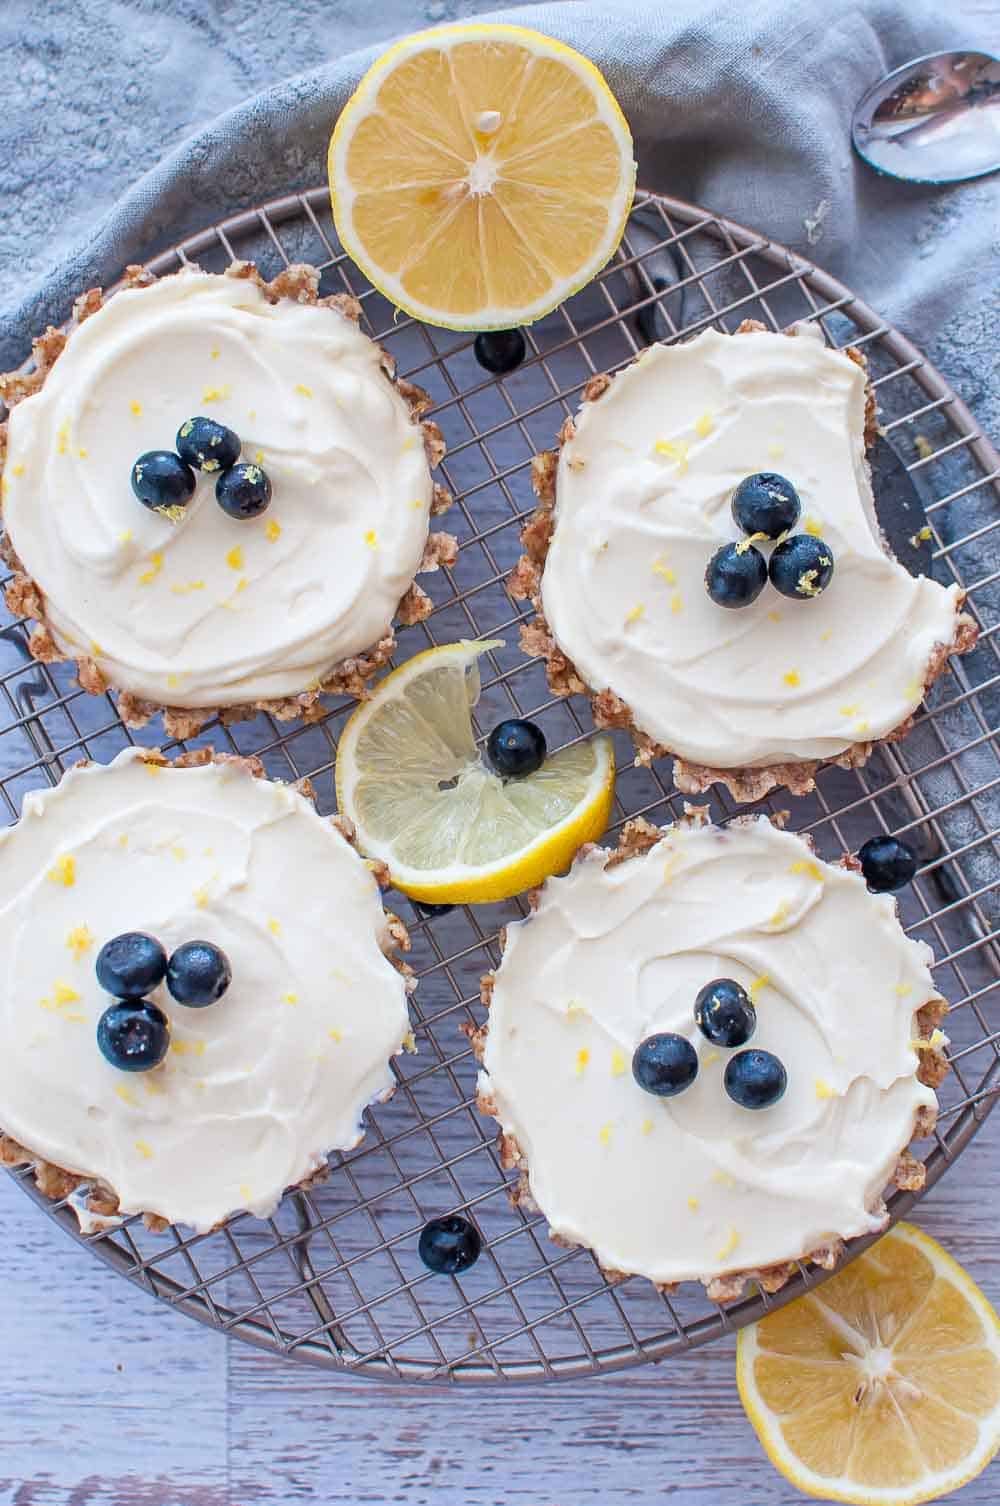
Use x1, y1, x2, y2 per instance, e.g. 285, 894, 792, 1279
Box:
328, 23, 636, 329
737, 1222, 1000, 1506
335, 639, 614, 903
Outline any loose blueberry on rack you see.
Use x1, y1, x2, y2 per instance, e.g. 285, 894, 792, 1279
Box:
694, 978, 757, 1049
474, 329, 526, 375
731, 472, 801, 540
705, 541, 768, 608
215, 461, 272, 520
412, 900, 455, 919
131, 450, 195, 513
632, 1033, 699, 1097
769, 534, 835, 600
96, 999, 170, 1072
724, 1048, 787, 1109
418, 1214, 482, 1275
166, 940, 232, 1007
858, 834, 918, 893
95, 931, 168, 999
486, 719, 547, 778
176, 416, 241, 474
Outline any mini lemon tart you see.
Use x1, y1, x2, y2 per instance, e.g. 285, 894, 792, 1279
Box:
0, 748, 412, 1232
0, 262, 455, 736
472, 813, 947, 1300
512, 321, 976, 802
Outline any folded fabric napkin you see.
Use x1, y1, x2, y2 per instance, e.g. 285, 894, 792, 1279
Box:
1, 0, 997, 919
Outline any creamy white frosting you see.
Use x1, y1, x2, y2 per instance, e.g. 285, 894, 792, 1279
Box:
3, 269, 434, 707
0, 748, 410, 1232
480, 818, 938, 1286
540, 327, 963, 769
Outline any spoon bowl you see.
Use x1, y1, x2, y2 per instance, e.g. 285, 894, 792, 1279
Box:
852, 49, 1000, 184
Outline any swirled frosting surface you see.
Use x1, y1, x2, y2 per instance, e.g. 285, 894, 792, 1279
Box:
0, 749, 410, 1231
480, 818, 938, 1285
3, 269, 434, 707
540, 327, 962, 768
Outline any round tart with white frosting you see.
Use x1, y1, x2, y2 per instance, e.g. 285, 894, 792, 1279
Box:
0, 747, 412, 1232
473, 813, 947, 1299
511, 321, 976, 802
0, 262, 455, 735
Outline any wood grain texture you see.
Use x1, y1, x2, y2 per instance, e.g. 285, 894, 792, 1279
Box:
1, 1114, 998, 1506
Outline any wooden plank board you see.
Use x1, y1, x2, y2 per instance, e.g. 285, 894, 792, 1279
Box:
1, 1114, 996, 1505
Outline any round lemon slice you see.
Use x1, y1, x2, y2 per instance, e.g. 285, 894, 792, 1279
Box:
335, 639, 615, 903
328, 23, 636, 329
737, 1222, 1000, 1506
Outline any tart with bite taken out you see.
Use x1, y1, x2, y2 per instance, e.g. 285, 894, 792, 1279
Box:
510, 320, 977, 802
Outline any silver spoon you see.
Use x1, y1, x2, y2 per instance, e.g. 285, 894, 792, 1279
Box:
852, 49, 1000, 184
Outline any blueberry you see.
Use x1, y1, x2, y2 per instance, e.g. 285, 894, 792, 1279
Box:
769, 534, 835, 599
486, 719, 547, 778
858, 835, 918, 893
418, 1214, 482, 1275
215, 462, 272, 520
166, 940, 232, 1007
474, 329, 526, 375
95, 932, 168, 999
131, 451, 195, 513
731, 472, 801, 539
724, 1049, 787, 1109
412, 900, 455, 919
176, 416, 241, 474
695, 978, 756, 1048
631, 1033, 699, 1097
705, 541, 768, 608
97, 1000, 170, 1072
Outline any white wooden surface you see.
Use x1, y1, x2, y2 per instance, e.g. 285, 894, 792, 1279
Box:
1, 1112, 997, 1506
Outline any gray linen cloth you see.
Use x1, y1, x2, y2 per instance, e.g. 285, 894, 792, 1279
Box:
1, 0, 997, 925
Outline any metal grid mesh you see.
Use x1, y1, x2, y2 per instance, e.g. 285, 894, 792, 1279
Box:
2, 188, 998, 1381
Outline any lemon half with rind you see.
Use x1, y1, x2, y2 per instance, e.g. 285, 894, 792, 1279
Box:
335, 639, 615, 903
737, 1222, 1000, 1506
329, 23, 636, 330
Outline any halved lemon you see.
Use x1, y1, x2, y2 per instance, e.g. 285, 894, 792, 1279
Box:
335, 639, 614, 903
737, 1222, 1000, 1506
328, 23, 636, 329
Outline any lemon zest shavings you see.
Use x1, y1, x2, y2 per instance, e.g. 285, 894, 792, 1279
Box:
66, 924, 95, 959
47, 854, 76, 887
138, 551, 163, 586
716, 1227, 740, 1261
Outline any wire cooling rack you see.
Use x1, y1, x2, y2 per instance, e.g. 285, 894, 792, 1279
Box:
2, 188, 999, 1382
